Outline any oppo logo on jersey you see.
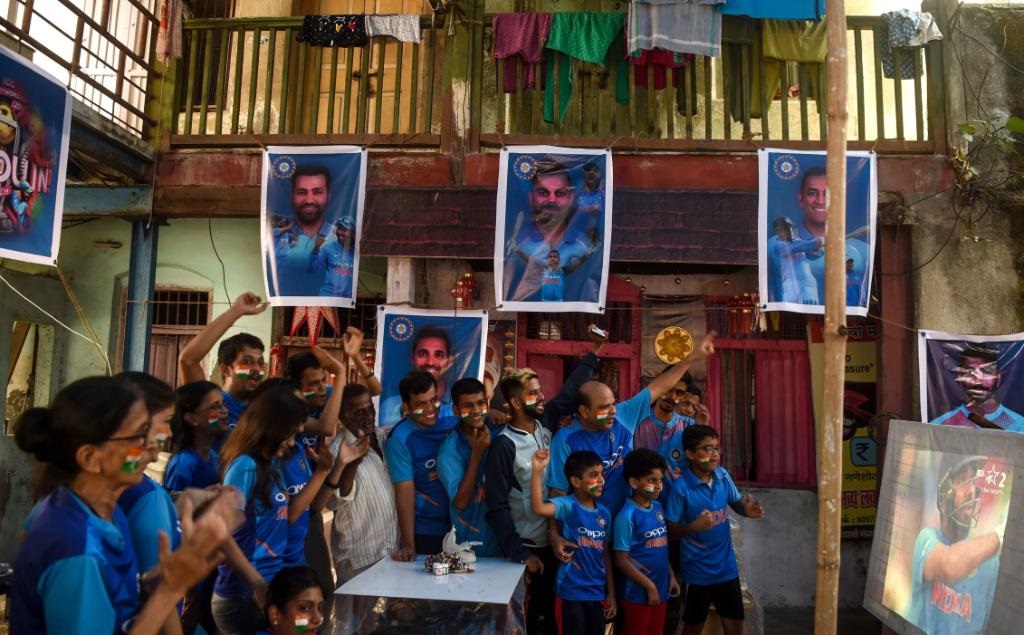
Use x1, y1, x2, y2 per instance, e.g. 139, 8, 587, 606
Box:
274, 491, 288, 503
423, 458, 437, 469
644, 526, 668, 539
577, 526, 606, 540
284, 482, 307, 496
602, 445, 625, 470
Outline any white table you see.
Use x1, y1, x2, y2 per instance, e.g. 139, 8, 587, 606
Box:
336, 556, 526, 605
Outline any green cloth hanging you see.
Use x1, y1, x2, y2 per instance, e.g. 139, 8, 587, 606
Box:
543, 12, 628, 124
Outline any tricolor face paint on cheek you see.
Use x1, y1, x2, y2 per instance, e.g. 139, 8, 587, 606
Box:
642, 484, 658, 495
121, 447, 144, 473
594, 408, 613, 424
154, 425, 171, 450
207, 414, 222, 429
524, 397, 539, 412
294, 617, 310, 633
302, 390, 318, 401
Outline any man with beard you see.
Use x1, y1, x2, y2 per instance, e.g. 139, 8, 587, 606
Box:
633, 377, 695, 482
504, 162, 601, 303
179, 291, 269, 449
910, 454, 1001, 634
380, 326, 456, 427
931, 344, 1024, 432
269, 164, 337, 297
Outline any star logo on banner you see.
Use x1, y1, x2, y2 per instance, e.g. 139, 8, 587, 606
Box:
290, 306, 340, 347
985, 469, 1003, 487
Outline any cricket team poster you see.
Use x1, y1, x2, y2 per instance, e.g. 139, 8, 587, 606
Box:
261, 145, 367, 308
758, 149, 877, 317
494, 146, 613, 314
373, 306, 488, 429
0, 46, 71, 266
864, 420, 1024, 634
918, 330, 1024, 432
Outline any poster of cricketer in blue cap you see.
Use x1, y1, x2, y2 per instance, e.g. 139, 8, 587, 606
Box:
373, 306, 488, 430
494, 146, 612, 314
0, 46, 71, 266
261, 145, 366, 308
758, 149, 877, 317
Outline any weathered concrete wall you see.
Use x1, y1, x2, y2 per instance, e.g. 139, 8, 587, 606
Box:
737, 488, 872, 608
913, 4, 1024, 336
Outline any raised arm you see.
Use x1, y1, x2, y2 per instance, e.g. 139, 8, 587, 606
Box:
923, 531, 1001, 585
178, 292, 268, 382
541, 325, 608, 432
343, 327, 382, 397
305, 346, 345, 437
529, 450, 557, 518
646, 332, 716, 402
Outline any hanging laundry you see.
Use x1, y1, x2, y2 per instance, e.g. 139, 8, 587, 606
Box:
880, 10, 942, 80
544, 12, 628, 124
365, 15, 422, 43
157, 0, 185, 60
492, 13, 552, 93
718, 0, 825, 20
628, 0, 725, 59
297, 15, 369, 48
721, 15, 757, 123
751, 19, 828, 118
630, 49, 690, 90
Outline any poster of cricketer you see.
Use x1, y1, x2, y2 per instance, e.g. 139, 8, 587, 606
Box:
758, 149, 877, 317
918, 330, 1024, 432
0, 46, 71, 265
494, 146, 612, 313
261, 146, 366, 308
865, 420, 1024, 634
374, 306, 488, 429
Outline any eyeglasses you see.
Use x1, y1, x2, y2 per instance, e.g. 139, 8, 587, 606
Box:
696, 445, 721, 455
107, 425, 152, 447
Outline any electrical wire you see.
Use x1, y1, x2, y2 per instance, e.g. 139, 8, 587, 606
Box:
208, 217, 232, 303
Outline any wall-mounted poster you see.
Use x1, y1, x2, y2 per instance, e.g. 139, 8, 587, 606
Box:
758, 149, 877, 317
494, 146, 612, 313
918, 330, 1024, 432
373, 306, 488, 429
864, 420, 1023, 634
0, 46, 71, 266
261, 146, 366, 307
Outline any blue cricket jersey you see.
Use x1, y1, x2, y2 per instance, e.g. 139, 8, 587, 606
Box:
632, 409, 695, 481
541, 267, 564, 302
215, 454, 289, 597
437, 423, 501, 556
117, 475, 181, 572
613, 499, 671, 605
552, 495, 611, 602
548, 388, 652, 516
385, 415, 459, 536
212, 389, 249, 451
910, 526, 999, 634
164, 448, 220, 493
664, 465, 741, 585
279, 447, 313, 567
308, 241, 354, 297
11, 486, 140, 634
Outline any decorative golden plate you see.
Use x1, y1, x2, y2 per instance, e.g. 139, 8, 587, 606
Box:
655, 326, 694, 364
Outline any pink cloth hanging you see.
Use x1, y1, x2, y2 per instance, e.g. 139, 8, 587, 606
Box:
492, 13, 552, 93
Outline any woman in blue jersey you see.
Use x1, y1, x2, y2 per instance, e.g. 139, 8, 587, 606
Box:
213, 385, 308, 635
10, 376, 235, 634
261, 566, 326, 635
166, 380, 228, 494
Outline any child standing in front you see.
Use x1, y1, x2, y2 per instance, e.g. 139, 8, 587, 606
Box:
531, 449, 616, 635
666, 425, 765, 635
613, 448, 680, 634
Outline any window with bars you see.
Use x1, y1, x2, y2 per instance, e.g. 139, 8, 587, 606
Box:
147, 289, 212, 387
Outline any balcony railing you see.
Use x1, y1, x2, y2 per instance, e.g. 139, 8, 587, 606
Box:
1, 0, 161, 138
171, 13, 944, 154
173, 16, 442, 146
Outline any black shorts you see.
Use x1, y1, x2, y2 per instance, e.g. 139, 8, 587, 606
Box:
682, 577, 744, 624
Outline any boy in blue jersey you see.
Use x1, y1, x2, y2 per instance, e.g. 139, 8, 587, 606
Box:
666, 425, 765, 635
547, 332, 717, 517
614, 449, 680, 634
909, 454, 1001, 635
531, 449, 616, 635
386, 370, 459, 559
438, 377, 501, 556
178, 291, 270, 447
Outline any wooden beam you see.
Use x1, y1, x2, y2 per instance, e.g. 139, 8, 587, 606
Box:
63, 186, 153, 217
169, 133, 441, 148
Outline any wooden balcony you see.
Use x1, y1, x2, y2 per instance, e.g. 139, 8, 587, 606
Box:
169, 13, 945, 155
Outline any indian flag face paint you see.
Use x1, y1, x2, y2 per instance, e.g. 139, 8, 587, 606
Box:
524, 397, 539, 413
302, 390, 318, 401
642, 484, 658, 495
587, 481, 602, 495
460, 407, 488, 420
294, 617, 310, 633
207, 414, 222, 429
121, 447, 144, 473
595, 408, 612, 424
154, 425, 171, 449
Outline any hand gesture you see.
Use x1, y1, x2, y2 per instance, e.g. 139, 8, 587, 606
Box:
697, 331, 717, 357
309, 442, 335, 474
342, 326, 365, 358
311, 345, 344, 375
391, 546, 417, 562
469, 425, 491, 454
587, 323, 608, 351
694, 509, 714, 532
742, 494, 765, 519
338, 432, 371, 466
531, 449, 550, 472
550, 533, 578, 564
525, 554, 545, 575
693, 403, 711, 426
232, 292, 268, 317
646, 584, 661, 606
488, 409, 509, 426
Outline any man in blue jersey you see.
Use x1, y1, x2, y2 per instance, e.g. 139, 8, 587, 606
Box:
380, 326, 456, 427
386, 370, 459, 559
178, 291, 269, 441
547, 332, 717, 517
931, 344, 1024, 432
910, 454, 1001, 635
666, 425, 765, 635
307, 216, 356, 298
269, 164, 339, 298
767, 215, 822, 304
632, 376, 695, 481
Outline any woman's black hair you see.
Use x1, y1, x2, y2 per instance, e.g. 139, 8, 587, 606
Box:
15, 376, 141, 484
265, 565, 324, 621
115, 371, 176, 414
172, 380, 221, 452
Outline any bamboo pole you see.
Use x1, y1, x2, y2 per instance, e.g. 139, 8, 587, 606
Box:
815, 2, 849, 633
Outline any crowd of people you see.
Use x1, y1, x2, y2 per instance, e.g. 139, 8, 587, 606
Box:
9, 291, 765, 635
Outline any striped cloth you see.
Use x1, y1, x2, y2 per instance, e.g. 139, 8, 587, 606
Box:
628, 0, 725, 58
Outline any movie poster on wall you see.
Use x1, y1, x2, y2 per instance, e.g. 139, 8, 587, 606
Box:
494, 146, 612, 313
918, 330, 1024, 432
260, 146, 366, 308
0, 46, 71, 266
758, 149, 877, 317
